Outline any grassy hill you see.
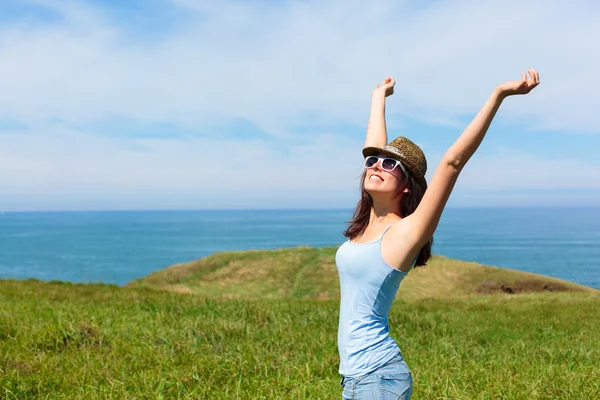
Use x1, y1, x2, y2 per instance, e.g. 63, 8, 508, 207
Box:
2, 248, 599, 399
126, 246, 597, 301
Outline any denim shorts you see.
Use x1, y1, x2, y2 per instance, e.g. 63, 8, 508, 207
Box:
340, 353, 412, 400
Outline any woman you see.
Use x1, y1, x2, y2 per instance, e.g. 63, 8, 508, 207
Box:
336, 70, 540, 399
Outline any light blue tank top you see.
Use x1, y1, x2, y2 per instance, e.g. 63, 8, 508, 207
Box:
335, 225, 415, 377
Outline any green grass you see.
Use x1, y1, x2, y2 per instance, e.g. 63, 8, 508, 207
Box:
127, 247, 596, 301
2, 248, 599, 399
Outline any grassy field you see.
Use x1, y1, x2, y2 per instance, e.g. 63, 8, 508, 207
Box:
2, 247, 599, 399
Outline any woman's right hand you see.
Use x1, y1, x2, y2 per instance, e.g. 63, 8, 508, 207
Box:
374, 77, 395, 97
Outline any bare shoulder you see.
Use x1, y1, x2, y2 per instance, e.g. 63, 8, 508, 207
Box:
381, 217, 421, 272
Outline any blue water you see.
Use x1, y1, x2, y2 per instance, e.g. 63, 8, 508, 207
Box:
0, 208, 599, 289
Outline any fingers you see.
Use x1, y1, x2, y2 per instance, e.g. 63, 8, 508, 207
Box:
528, 69, 538, 87
527, 68, 540, 87
381, 77, 395, 88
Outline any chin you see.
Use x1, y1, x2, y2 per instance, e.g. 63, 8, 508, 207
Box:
364, 183, 394, 195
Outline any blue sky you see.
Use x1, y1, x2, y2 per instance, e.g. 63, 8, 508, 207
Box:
1, 0, 600, 211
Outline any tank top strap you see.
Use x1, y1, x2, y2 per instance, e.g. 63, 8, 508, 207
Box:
378, 224, 394, 241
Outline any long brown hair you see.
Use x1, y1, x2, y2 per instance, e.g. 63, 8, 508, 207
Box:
343, 169, 433, 267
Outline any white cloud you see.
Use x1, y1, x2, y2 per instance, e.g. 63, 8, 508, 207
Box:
0, 126, 365, 210
0, 0, 598, 132
1, 0, 600, 210
2, 124, 600, 211
458, 150, 600, 190
445, 149, 600, 206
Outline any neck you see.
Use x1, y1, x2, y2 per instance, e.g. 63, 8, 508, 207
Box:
369, 197, 401, 225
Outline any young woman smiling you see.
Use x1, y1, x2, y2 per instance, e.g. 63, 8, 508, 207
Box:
336, 70, 540, 400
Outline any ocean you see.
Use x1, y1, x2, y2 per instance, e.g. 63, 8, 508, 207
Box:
0, 208, 599, 289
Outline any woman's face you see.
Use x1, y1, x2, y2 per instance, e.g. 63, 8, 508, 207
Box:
363, 154, 408, 197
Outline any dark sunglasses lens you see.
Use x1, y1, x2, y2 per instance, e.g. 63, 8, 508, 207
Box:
365, 157, 378, 168
381, 158, 397, 171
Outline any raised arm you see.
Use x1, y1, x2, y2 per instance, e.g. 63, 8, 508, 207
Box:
364, 78, 396, 149
407, 69, 540, 245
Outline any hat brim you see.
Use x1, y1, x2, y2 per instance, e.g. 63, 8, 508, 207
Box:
362, 146, 428, 191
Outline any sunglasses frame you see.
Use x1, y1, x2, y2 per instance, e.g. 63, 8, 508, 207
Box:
364, 156, 408, 176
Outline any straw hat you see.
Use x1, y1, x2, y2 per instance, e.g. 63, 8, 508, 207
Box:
362, 136, 428, 191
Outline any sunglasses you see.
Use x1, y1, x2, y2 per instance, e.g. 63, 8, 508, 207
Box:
364, 156, 407, 176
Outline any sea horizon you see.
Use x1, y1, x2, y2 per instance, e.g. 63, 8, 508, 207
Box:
3, 204, 600, 213
1, 208, 599, 289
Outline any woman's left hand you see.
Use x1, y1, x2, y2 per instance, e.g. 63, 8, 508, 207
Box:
496, 69, 540, 97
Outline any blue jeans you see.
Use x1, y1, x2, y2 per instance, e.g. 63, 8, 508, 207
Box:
340, 354, 412, 400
